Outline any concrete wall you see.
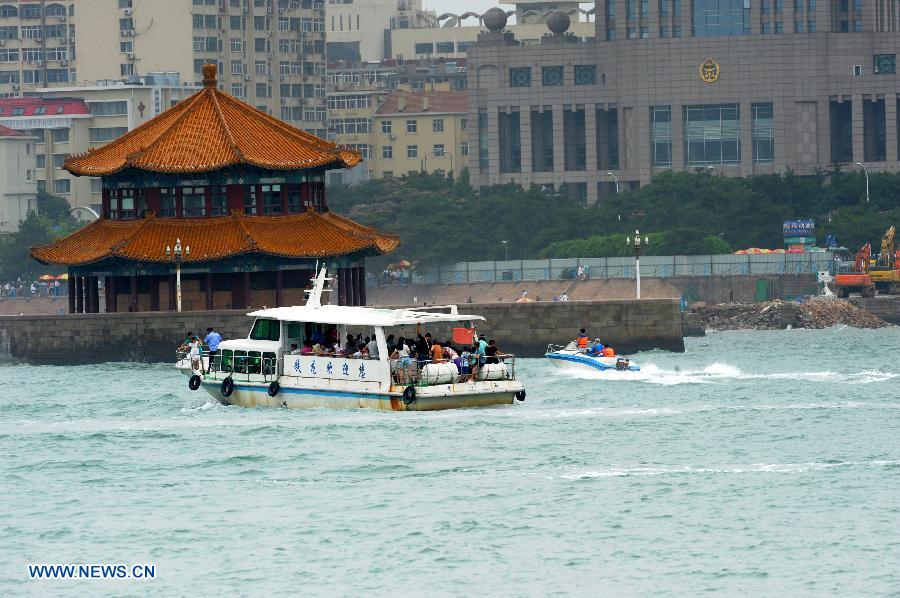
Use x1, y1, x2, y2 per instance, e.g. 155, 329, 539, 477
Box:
0, 299, 684, 364
850, 297, 900, 324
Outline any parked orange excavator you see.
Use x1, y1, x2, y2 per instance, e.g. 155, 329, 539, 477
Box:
834, 243, 875, 298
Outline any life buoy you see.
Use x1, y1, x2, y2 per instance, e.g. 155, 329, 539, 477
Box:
402, 385, 417, 405
267, 381, 280, 397
515, 390, 526, 402
221, 376, 234, 397
188, 374, 201, 391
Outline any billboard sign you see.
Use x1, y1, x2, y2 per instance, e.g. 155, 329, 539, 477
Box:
783, 219, 815, 236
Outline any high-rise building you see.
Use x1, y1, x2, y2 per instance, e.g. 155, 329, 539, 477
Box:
0, 0, 77, 96
467, 3, 900, 204
325, 0, 435, 62
0, 124, 37, 232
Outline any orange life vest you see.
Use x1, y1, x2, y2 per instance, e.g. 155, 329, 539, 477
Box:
577, 336, 588, 348
602, 346, 615, 357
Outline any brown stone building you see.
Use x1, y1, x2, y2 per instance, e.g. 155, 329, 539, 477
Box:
468, 4, 900, 204
31, 65, 398, 313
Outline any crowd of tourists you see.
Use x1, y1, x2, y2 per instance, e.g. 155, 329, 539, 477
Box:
388, 328, 505, 382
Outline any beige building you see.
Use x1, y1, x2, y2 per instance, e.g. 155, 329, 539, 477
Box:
325, 0, 434, 62
0, 82, 190, 211
468, 4, 900, 204
73, 0, 328, 136
0, 123, 37, 231
0, 0, 76, 96
370, 89, 468, 179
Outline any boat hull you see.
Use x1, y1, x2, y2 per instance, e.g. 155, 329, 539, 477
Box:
545, 351, 641, 373
198, 378, 519, 411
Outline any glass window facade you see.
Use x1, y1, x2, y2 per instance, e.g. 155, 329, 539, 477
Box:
692, 0, 750, 36
863, 99, 886, 162
874, 54, 896, 74
751, 102, 774, 164
574, 65, 596, 85
650, 106, 673, 167
683, 104, 741, 166
510, 67, 532, 87
829, 100, 853, 163
478, 111, 489, 170
542, 66, 564, 86
498, 110, 521, 173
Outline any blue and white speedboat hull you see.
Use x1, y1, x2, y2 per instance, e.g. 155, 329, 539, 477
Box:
545, 349, 640, 373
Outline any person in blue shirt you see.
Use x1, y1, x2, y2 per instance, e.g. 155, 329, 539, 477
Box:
476, 334, 488, 365
204, 327, 223, 373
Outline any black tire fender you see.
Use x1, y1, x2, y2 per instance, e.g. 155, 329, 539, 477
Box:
267, 381, 280, 397
221, 376, 234, 397
402, 385, 417, 405
515, 390, 526, 402
188, 374, 201, 391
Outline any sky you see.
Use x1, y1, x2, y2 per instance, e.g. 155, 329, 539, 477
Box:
425, 0, 501, 14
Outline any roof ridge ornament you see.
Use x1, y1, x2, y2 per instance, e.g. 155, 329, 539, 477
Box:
202, 63, 218, 89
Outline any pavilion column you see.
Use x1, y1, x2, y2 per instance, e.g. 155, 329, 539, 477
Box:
230, 273, 242, 309
88, 276, 99, 313
168, 273, 177, 311
275, 270, 283, 307
337, 268, 348, 306
104, 276, 112, 313
74, 276, 84, 314
205, 272, 214, 310
242, 271, 251, 309
349, 267, 359, 306
67, 276, 76, 314
150, 276, 160, 311
130, 275, 138, 312
107, 276, 117, 313
357, 266, 367, 306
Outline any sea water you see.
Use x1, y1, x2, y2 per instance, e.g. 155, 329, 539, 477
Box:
1, 327, 899, 596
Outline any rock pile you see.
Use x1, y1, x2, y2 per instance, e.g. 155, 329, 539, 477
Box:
694, 298, 889, 331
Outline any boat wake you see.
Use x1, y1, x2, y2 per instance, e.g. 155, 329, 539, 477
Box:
560, 459, 900, 479
552, 362, 897, 386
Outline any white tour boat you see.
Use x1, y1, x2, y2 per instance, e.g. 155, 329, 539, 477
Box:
545, 342, 641, 373
178, 268, 525, 411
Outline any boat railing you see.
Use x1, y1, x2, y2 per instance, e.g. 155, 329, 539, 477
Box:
389, 354, 516, 387
178, 350, 279, 383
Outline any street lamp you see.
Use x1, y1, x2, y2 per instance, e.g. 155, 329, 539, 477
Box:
626, 229, 649, 300
855, 162, 870, 202
165, 238, 190, 312
501, 240, 509, 261
606, 171, 619, 194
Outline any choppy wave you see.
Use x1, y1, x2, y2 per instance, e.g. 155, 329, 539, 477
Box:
553, 361, 898, 386
561, 460, 900, 479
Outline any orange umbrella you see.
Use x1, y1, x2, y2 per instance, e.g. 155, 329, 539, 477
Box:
38, 274, 55, 281
56, 273, 69, 280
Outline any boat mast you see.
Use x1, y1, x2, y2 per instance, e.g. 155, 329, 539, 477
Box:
304, 265, 332, 308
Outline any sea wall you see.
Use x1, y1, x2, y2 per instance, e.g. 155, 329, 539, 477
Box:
0, 299, 684, 364
849, 297, 900, 325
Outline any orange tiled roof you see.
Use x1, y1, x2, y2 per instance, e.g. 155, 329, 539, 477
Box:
375, 90, 468, 116
31, 211, 400, 266
65, 64, 362, 176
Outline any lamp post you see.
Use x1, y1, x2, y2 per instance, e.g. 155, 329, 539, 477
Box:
626, 229, 648, 300
501, 240, 509, 261
606, 171, 619, 194
165, 238, 190, 312
855, 162, 869, 202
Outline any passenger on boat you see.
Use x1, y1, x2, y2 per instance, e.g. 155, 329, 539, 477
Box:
577, 329, 589, 351
476, 334, 488, 364
344, 334, 356, 355
289, 343, 302, 355
177, 331, 195, 352
469, 345, 480, 379
589, 341, 605, 356
485, 339, 502, 364
415, 332, 431, 367
386, 334, 395, 355
366, 335, 379, 358
203, 327, 222, 374
443, 344, 459, 362
430, 338, 444, 363
602, 346, 615, 357
188, 336, 202, 370
301, 343, 314, 355
459, 347, 472, 381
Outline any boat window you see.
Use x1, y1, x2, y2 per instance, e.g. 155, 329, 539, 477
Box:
250, 318, 280, 341
248, 351, 262, 374
263, 352, 277, 375
286, 322, 303, 339
221, 349, 233, 372
233, 350, 247, 373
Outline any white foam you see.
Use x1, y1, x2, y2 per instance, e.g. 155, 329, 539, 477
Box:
561, 460, 900, 479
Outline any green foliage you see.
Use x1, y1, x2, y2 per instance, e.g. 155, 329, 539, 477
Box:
0, 193, 80, 280
328, 168, 895, 264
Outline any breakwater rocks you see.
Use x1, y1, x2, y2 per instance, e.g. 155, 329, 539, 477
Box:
694, 298, 889, 331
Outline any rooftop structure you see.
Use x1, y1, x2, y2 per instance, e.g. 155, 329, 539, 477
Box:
32, 64, 397, 314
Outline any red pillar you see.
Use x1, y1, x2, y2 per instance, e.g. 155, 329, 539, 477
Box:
68, 276, 76, 313
206, 272, 214, 310
275, 270, 283, 307
130, 275, 138, 312
243, 271, 251, 308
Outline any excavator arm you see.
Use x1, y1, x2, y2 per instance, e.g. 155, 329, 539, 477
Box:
878, 226, 895, 268
854, 243, 872, 273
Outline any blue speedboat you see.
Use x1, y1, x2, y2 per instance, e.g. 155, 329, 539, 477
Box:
545, 343, 641, 373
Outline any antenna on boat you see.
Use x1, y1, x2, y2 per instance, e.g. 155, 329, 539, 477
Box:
304, 262, 332, 308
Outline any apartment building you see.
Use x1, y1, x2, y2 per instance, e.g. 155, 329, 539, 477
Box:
0, 81, 190, 211
369, 89, 468, 179
468, 3, 900, 204
71, 0, 328, 136
0, 0, 76, 96
325, 0, 434, 62
0, 123, 37, 231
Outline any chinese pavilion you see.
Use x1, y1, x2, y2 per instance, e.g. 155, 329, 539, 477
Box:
31, 65, 398, 314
